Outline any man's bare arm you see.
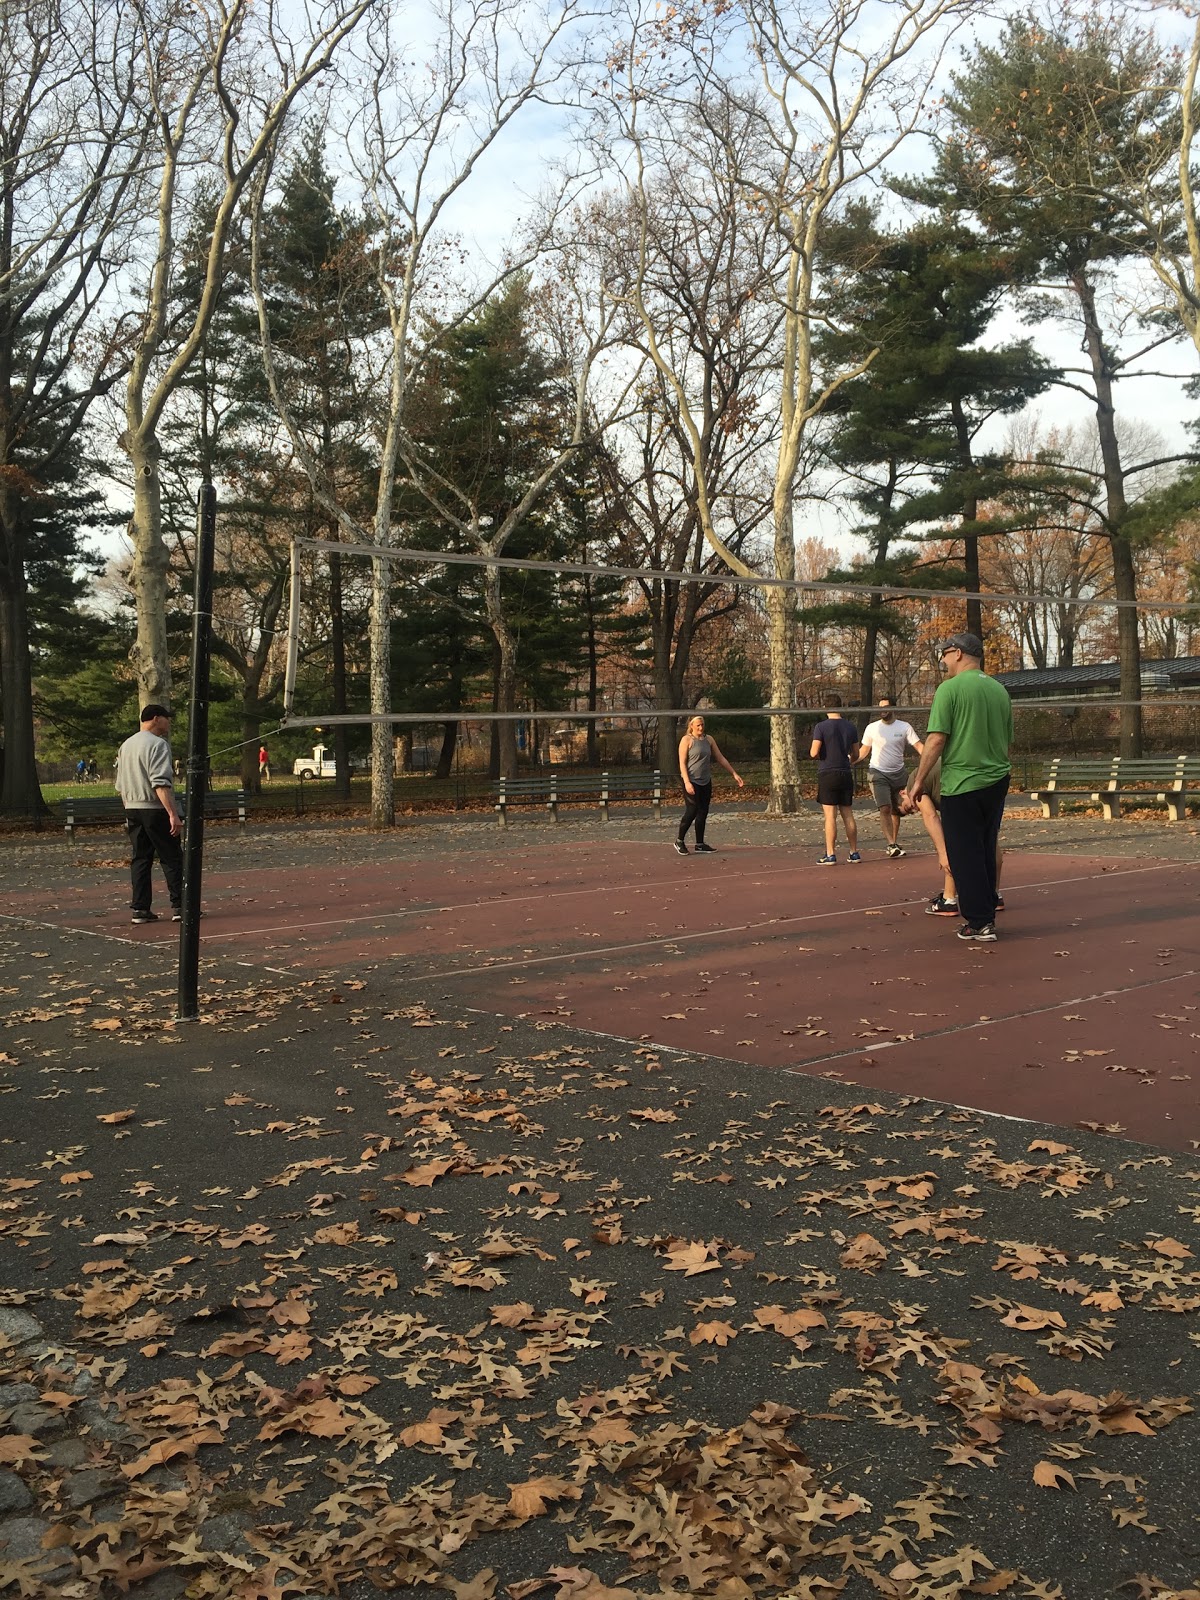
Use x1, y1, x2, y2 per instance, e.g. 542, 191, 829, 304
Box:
908, 732, 946, 801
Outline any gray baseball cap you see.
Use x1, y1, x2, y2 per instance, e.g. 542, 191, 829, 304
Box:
938, 632, 983, 658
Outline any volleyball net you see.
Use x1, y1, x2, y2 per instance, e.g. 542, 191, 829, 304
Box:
279, 535, 1200, 762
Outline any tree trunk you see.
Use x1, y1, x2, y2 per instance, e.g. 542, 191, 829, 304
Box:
963, 525, 981, 643
859, 593, 882, 709
859, 471, 896, 706
482, 564, 519, 778
125, 432, 172, 704
368, 552, 394, 825
949, 400, 982, 641
765, 582, 801, 812
436, 720, 458, 781
1073, 269, 1140, 755
1110, 533, 1143, 756
654, 645, 675, 775
329, 543, 351, 800
241, 709, 260, 793
760, 496, 801, 818
585, 575, 599, 767
0, 497, 46, 818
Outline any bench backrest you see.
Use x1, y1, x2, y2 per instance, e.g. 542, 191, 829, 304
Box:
1107, 756, 1191, 786
1040, 755, 1195, 790
1041, 757, 1121, 789
61, 789, 245, 826
494, 769, 662, 798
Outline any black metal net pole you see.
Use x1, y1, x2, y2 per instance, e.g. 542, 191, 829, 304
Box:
177, 483, 216, 1021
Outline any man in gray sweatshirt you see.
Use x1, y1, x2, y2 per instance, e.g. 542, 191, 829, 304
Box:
114, 704, 183, 924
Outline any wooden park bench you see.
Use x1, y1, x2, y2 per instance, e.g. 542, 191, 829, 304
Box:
59, 789, 247, 841
1029, 756, 1195, 821
492, 770, 663, 827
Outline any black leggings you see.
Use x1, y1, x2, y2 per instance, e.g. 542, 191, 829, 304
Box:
678, 781, 712, 844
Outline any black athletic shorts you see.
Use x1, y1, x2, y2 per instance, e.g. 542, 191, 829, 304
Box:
817, 770, 854, 807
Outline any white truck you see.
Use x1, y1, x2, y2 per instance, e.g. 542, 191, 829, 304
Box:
292, 743, 364, 779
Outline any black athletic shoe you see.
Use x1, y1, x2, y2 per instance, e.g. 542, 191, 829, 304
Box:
885, 843, 906, 858
131, 910, 159, 924
994, 895, 1005, 912
957, 922, 997, 942
694, 841, 715, 852
673, 839, 688, 855
925, 895, 959, 917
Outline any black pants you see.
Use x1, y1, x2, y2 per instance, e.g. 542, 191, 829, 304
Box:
939, 775, 1008, 928
126, 808, 183, 913
678, 781, 712, 844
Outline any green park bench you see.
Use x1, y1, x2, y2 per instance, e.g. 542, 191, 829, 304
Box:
492, 770, 664, 827
58, 789, 247, 841
1029, 756, 1196, 821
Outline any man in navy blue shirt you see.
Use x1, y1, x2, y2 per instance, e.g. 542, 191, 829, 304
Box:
809, 694, 862, 864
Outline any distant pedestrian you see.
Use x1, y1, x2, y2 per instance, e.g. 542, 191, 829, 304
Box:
674, 715, 743, 854
86, 758, 98, 782
810, 694, 861, 864
114, 705, 183, 925
75, 758, 87, 782
855, 696, 923, 858
258, 743, 271, 782
908, 633, 1012, 942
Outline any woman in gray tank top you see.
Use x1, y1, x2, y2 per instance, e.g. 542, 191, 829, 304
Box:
674, 715, 744, 854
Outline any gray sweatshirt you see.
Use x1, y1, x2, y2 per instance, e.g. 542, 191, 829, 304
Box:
115, 730, 174, 809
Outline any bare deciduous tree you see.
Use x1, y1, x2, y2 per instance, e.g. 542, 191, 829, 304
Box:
255, 0, 630, 824
120, 0, 372, 707
0, 0, 152, 816
600, 0, 981, 811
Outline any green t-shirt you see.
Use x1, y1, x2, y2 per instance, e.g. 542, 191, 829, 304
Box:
927, 669, 1013, 796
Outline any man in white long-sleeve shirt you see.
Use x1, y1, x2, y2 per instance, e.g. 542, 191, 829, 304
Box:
114, 705, 183, 924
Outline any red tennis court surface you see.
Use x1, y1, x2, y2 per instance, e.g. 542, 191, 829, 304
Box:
32, 838, 1200, 1150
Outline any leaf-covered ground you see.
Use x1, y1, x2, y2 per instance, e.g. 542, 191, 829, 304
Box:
1, 815, 1199, 1599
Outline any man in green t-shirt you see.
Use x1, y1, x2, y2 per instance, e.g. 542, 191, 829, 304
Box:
909, 632, 1012, 942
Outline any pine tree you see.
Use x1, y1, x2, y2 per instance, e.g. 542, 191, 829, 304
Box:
401, 279, 576, 778
813, 203, 1054, 697
917, 11, 1188, 753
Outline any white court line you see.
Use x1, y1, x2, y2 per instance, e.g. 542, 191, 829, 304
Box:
459, 1007, 1118, 1135
0, 912, 142, 947
1, 854, 1192, 957
164, 852, 1194, 946
782, 966, 1200, 1075
423, 859, 1194, 980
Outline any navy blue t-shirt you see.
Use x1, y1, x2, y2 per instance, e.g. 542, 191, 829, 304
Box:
811, 718, 859, 771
